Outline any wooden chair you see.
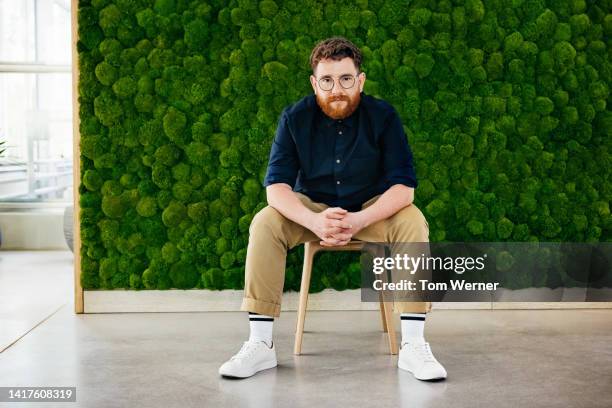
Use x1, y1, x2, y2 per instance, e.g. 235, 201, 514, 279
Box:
294, 240, 399, 355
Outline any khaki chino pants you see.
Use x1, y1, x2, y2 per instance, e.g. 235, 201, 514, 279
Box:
240, 192, 432, 317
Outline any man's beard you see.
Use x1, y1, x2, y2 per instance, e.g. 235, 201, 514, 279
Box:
316, 92, 361, 120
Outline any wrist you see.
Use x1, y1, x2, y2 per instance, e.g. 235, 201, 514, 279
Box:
356, 210, 371, 228
299, 208, 316, 230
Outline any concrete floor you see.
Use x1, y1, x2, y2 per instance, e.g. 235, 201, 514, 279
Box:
1, 251, 611, 408
0, 251, 72, 353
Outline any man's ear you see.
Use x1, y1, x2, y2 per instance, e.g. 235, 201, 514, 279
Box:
310, 74, 317, 94
359, 71, 366, 92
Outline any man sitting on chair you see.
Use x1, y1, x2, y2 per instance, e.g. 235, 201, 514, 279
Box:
219, 37, 447, 381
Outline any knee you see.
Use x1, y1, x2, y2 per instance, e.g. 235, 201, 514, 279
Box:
249, 206, 286, 236
390, 204, 429, 241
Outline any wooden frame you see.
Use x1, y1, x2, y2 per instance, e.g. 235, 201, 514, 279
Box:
68, 1, 611, 315
71, 0, 83, 313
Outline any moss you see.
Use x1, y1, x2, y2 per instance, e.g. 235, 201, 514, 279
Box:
161, 200, 187, 227
163, 107, 187, 145
79, 0, 611, 292
136, 196, 157, 217
83, 170, 104, 191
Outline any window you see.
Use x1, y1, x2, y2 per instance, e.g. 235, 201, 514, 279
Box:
0, 0, 73, 203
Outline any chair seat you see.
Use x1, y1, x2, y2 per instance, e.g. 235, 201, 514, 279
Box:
294, 240, 398, 355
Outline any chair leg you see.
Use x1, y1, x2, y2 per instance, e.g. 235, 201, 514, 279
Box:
382, 300, 398, 355
374, 247, 398, 354
379, 287, 398, 355
379, 292, 388, 333
294, 243, 316, 355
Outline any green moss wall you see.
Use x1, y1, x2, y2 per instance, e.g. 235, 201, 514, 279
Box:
77, 0, 611, 291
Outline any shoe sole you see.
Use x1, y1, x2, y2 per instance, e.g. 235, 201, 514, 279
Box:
220, 359, 278, 379
398, 360, 447, 381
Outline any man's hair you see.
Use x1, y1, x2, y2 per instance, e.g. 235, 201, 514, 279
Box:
309, 37, 362, 73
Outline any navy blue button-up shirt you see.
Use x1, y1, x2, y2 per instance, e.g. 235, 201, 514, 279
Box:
263, 91, 418, 212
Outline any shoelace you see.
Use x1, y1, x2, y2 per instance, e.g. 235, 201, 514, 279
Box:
230, 341, 260, 361
403, 341, 436, 363
415, 342, 436, 363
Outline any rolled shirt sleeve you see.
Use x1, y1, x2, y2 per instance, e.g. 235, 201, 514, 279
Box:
263, 110, 300, 188
381, 109, 418, 189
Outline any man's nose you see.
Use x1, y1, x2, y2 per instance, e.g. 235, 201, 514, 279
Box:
331, 85, 345, 96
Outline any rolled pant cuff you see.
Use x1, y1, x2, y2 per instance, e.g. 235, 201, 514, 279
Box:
241, 297, 281, 317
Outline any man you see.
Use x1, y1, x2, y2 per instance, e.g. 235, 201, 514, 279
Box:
219, 37, 447, 381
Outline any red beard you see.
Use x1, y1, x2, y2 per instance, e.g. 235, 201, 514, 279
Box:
316, 92, 361, 120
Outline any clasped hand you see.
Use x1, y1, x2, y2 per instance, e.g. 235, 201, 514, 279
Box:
308, 207, 366, 247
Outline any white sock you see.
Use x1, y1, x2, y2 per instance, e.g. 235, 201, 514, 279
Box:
400, 313, 426, 345
248, 312, 274, 347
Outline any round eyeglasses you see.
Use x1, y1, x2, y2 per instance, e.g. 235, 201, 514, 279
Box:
317, 74, 358, 91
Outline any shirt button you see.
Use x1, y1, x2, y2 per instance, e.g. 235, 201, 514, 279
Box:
336, 180, 341, 185
336, 159, 341, 164
338, 131, 343, 135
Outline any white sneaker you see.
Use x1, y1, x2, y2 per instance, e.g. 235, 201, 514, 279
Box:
398, 340, 447, 381
219, 340, 277, 378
